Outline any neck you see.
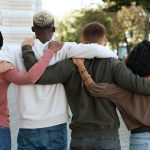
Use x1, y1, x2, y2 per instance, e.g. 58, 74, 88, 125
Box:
38, 38, 50, 44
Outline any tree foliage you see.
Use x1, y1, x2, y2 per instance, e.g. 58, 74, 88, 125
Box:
57, 4, 147, 50
57, 9, 120, 48
103, 0, 150, 12
117, 3, 147, 44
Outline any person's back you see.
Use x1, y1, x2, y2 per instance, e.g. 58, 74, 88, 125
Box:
22, 22, 150, 150
65, 22, 119, 137
64, 58, 120, 135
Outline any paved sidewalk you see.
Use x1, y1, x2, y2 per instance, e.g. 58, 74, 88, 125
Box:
8, 85, 130, 150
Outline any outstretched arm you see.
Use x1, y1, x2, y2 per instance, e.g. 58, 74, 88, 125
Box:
48, 42, 118, 59
72, 58, 124, 100
73, 58, 150, 96
73, 58, 150, 126
1, 39, 53, 85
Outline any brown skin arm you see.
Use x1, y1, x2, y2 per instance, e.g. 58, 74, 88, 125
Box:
72, 58, 124, 101
72, 58, 94, 86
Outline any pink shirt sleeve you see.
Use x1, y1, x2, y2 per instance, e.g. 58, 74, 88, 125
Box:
2, 49, 53, 85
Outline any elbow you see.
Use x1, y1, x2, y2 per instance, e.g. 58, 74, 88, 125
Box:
28, 77, 37, 84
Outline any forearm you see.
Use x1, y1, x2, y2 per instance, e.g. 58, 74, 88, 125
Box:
22, 44, 78, 85
113, 61, 150, 95
65, 43, 118, 59
36, 59, 74, 85
22, 45, 38, 71
3, 48, 53, 84
75, 60, 129, 101
87, 82, 128, 101
76, 61, 94, 86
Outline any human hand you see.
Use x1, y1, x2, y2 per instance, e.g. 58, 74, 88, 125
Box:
48, 41, 64, 53
72, 58, 85, 66
0, 61, 14, 73
22, 38, 34, 47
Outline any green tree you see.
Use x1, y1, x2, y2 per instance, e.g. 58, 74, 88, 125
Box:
103, 0, 150, 12
102, 0, 150, 40
57, 5, 147, 51
57, 9, 121, 49
117, 3, 147, 53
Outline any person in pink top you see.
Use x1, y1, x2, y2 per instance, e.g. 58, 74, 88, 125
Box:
0, 34, 54, 150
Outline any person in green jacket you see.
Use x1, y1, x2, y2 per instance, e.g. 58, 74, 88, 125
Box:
73, 40, 150, 150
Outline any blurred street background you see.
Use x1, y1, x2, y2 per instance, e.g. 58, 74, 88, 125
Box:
1, 0, 150, 149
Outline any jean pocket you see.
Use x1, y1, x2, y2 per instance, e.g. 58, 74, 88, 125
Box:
17, 129, 30, 147
100, 136, 120, 150
130, 143, 148, 150
47, 129, 67, 149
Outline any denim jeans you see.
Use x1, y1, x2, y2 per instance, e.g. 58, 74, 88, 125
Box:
17, 123, 67, 150
130, 132, 150, 150
70, 135, 121, 150
0, 127, 11, 150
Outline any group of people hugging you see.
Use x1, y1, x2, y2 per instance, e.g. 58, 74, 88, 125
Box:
0, 10, 150, 150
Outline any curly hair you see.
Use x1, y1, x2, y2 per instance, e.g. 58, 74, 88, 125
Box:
126, 40, 150, 77
0, 31, 3, 49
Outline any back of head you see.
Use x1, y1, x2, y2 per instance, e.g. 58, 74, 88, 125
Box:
32, 10, 55, 43
33, 10, 54, 28
126, 40, 150, 77
0, 31, 3, 49
82, 22, 106, 44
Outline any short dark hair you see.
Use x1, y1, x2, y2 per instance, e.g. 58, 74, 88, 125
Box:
82, 22, 106, 43
0, 31, 3, 49
126, 40, 150, 77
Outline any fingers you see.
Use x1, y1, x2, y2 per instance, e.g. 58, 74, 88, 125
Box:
22, 37, 34, 47
0, 62, 14, 73
72, 58, 77, 65
48, 40, 63, 53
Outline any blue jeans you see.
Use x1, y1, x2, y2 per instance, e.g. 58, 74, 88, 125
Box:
0, 127, 11, 150
17, 123, 67, 150
70, 135, 121, 150
130, 132, 150, 150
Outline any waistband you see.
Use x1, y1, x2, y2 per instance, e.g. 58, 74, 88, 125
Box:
131, 126, 150, 134
71, 129, 119, 138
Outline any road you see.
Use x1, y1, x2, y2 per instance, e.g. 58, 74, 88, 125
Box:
8, 85, 130, 150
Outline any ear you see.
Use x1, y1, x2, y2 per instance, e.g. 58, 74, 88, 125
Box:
32, 26, 35, 32
102, 38, 108, 46
81, 37, 87, 44
52, 26, 55, 33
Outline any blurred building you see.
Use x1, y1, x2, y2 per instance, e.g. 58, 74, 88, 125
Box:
0, 0, 42, 47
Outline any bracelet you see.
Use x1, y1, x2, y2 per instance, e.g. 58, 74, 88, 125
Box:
82, 75, 91, 82
80, 68, 87, 74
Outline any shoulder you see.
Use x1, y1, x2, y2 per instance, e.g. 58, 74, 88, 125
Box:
59, 58, 75, 67
86, 57, 120, 64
